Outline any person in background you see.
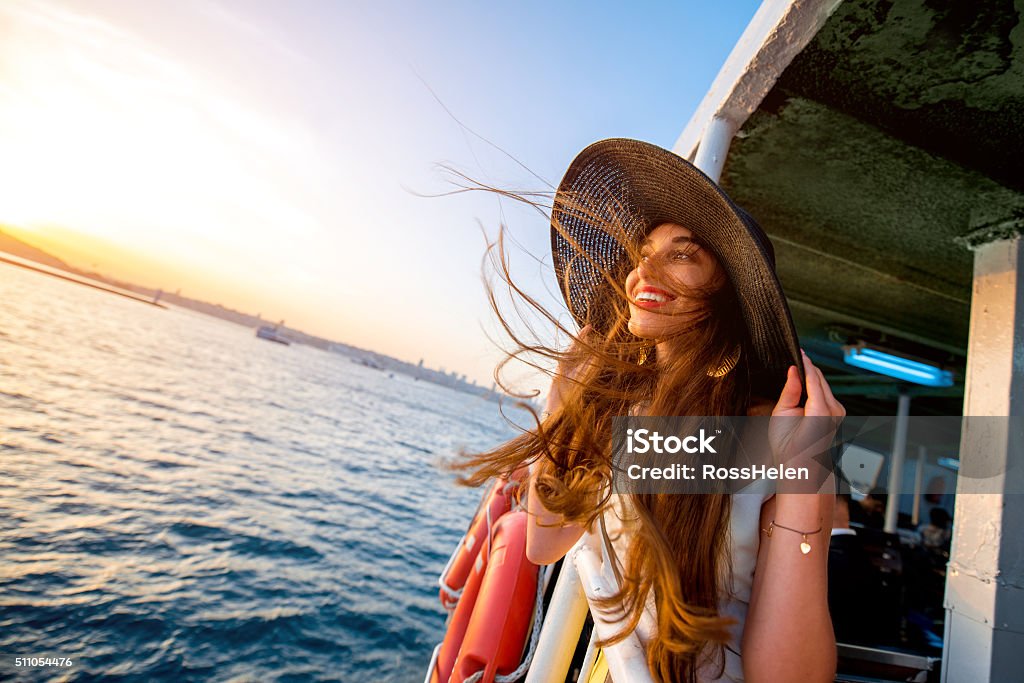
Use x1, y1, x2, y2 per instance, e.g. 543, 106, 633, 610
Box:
918, 507, 952, 552
828, 494, 874, 645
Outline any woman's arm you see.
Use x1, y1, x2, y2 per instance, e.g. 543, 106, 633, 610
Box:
742, 352, 843, 682
525, 472, 585, 565
742, 493, 836, 683
524, 327, 595, 565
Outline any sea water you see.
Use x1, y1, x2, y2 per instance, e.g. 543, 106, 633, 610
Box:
0, 263, 521, 682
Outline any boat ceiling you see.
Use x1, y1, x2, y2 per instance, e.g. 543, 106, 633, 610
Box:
720, 0, 1024, 416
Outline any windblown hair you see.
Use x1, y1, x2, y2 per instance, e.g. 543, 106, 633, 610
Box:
454, 182, 757, 682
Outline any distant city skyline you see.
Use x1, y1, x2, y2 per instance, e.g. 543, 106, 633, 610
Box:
0, 0, 762, 385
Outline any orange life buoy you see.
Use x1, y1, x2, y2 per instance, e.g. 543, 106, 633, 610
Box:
448, 510, 538, 683
438, 470, 526, 610
431, 530, 490, 683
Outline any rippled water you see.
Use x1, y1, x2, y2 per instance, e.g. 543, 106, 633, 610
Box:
0, 263, 519, 682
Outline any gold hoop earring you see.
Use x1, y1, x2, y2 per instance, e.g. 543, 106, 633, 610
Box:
708, 346, 741, 378
637, 343, 653, 366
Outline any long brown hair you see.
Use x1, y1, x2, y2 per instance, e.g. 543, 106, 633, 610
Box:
455, 183, 755, 682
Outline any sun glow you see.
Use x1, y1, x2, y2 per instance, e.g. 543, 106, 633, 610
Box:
0, 0, 344, 314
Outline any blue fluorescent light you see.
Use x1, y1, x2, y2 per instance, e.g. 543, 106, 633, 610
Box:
937, 457, 960, 472
843, 346, 954, 387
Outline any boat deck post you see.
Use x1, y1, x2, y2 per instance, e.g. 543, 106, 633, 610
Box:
942, 236, 1024, 682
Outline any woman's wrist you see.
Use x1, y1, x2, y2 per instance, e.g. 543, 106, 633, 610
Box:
772, 492, 832, 527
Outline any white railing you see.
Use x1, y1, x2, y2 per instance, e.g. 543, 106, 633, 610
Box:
524, 531, 654, 683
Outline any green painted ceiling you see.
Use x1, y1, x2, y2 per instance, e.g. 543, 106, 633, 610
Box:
720, 0, 1024, 414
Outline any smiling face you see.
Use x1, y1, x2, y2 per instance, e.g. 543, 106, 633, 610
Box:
625, 223, 723, 340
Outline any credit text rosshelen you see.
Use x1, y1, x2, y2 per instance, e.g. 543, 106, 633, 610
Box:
623, 428, 809, 481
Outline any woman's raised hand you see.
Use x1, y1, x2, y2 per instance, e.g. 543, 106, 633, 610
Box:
768, 350, 846, 488
544, 324, 595, 415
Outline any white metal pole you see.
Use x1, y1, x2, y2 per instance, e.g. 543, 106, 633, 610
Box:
576, 629, 600, 683
524, 553, 589, 683
884, 392, 910, 533
693, 116, 739, 183
912, 445, 926, 527
572, 534, 655, 683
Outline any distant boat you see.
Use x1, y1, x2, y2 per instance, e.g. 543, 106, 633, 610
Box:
354, 357, 384, 370
256, 325, 291, 345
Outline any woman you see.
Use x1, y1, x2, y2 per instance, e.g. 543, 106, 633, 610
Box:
461, 139, 842, 682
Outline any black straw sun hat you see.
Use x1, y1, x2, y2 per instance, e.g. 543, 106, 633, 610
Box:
550, 138, 804, 398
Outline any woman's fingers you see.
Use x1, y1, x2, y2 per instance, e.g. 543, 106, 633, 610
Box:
573, 324, 595, 352
776, 352, 846, 419
801, 350, 828, 415
773, 365, 803, 414
806, 361, 845, 418
549, 325, 601, 415
813, 364, 846, 417
802, 351, 846, 419
556, 324, 595, 376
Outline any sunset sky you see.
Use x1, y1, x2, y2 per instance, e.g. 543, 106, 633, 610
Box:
0, 0, 760, 385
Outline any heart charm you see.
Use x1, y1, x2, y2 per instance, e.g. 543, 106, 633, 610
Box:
800, 541, 812, 555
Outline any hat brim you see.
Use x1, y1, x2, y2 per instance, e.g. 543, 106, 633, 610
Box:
551, 138, 804, 399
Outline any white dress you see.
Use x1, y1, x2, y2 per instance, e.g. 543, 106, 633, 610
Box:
602, 487, 772, 682
698, 490, 772, 682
